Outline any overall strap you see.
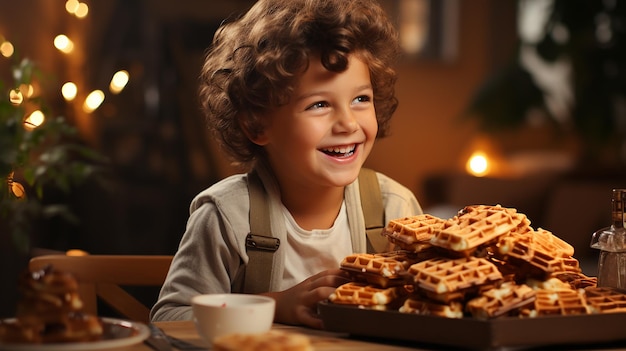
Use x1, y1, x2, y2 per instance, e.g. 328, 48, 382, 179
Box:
244, 170, 280, 294
358, 168, 387, 253
244, 168, 385, 293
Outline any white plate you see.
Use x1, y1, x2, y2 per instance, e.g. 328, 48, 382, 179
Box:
0, 317, 150, 351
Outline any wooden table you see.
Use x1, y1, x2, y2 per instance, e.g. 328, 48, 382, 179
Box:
110, 320, 626, 351
117, 320, 422, 350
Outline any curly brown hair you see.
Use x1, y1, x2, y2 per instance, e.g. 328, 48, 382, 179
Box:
199, 0, 400, 168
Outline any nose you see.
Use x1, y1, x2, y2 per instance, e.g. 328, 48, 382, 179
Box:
333, 108, 359, 133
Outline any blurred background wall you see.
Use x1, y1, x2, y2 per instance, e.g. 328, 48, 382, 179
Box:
2, 0, 626, 317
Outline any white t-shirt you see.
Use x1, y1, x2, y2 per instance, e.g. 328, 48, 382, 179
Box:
279, 201, 353, 290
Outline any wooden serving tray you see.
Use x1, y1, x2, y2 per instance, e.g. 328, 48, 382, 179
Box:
318, 301, 626, 350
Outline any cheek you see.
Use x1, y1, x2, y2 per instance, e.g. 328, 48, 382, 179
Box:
363, 113, 379, 140
277, 121, 322, 150
294, 119, 328, 142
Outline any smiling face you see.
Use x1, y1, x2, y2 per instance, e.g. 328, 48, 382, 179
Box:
253, 54, 378, 195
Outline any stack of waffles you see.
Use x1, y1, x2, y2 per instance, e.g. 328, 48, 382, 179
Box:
329, 204, 626, 319
0, 265, 103, 343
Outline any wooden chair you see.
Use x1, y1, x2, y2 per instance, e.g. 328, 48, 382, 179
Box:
29, 254, 173, 324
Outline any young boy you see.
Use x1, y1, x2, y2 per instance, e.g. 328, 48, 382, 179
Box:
151, 0, 422, 329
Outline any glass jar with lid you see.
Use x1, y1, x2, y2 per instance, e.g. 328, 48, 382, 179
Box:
590, 189, 626, 289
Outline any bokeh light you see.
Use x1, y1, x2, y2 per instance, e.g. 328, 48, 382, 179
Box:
0, 40, 14, 57
9, 89, 23, 105
75, 2, 89, 18
109, 70, 129, 94
54, 34, 74, 54
24, 110, 45, 130
62, 82, 78, 101
65, 0, 79, 14
18, 84, 34, 98
83, 90, 105, 113
466, 152, 490, 177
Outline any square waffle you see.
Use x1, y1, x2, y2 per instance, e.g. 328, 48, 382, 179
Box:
383, 214, 447, 251
399, 296, 463, 318
466, 281, 536, 319
407, 256, 503, 297
522, 289, 590, 316
584, 287, 626, 313
339, 251, 420, 287
328, 282, 403, 309
431, 205, 525, 252
497, 228, 581, 278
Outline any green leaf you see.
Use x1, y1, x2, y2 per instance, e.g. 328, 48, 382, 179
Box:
1, 52, 109, 252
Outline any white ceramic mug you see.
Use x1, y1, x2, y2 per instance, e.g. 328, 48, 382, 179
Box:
191, 293, 276, 343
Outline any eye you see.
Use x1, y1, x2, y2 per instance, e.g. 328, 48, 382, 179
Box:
306, 101, 330, 110
353, 95, 372, 104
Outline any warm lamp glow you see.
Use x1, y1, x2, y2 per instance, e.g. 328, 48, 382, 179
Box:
24, 110, 45, 130
66, 249, 89, 256
466, 152, 490, 177
54, 34, 74, 54
0, 40, 14, 57
62, 82, 78, 101
83, 90, 105, 113
461, 135, 512, 178
109, 70, 129, 94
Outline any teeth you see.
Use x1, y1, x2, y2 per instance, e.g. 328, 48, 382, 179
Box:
320, 145, 356, 158
322, 145, 355, 154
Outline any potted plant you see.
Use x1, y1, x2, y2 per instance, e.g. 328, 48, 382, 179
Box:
0, 57, 106, 254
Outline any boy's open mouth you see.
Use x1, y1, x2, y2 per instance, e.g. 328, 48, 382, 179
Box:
320, 144, 356, 158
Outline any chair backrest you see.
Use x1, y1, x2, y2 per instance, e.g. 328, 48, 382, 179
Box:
29, 254, 173, 324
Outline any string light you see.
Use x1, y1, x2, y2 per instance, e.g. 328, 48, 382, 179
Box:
83, 90, 105, 113
65, 0, 79, 14
7, 172, 26, 199
23, 110, 46, 130
54, 34, 74, 54
65, 0, 89, 18
9, 89, 23, 105
0, 40, 14, 57
74, 2, 89, 18
7, 1, 127, 133
61, 82, 78, 101
109, 70, 129, 94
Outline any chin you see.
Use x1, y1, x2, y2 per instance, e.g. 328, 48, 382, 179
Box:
326, 168, 361, 187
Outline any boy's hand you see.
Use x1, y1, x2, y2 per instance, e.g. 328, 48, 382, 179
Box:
264, 269, 351, 329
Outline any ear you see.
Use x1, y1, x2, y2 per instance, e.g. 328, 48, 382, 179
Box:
240, 114, 270, 146
248, 129, 270, 146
